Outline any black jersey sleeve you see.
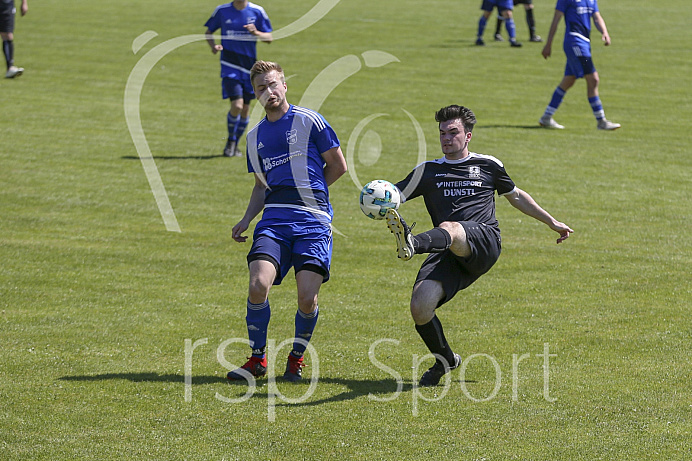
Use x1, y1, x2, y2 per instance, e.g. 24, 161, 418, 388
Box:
394, 163, 427, 202
494, 163, 516, 196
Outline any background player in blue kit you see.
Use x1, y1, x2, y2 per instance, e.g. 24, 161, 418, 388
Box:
205, 0, 273, 157
494, 0, 542, 43
1, 0, 28, 78
228, 61, 347, 382
476, 0, 522, 47
538, 0, 620, 130
385, 105, 572, 386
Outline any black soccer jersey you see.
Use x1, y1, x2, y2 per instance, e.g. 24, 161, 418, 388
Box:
395, 153, 516, 229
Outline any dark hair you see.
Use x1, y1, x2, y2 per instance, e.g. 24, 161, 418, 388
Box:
435, 105, 477, 133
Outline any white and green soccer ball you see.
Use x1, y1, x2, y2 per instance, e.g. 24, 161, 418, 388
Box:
359, 180, 401, 220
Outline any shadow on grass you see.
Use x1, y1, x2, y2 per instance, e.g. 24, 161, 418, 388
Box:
58, 373, 477, 407
121, 155, 226, 160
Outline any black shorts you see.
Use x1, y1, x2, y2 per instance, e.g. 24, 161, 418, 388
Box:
414, 221, 501, 307
0, 1, 15, 34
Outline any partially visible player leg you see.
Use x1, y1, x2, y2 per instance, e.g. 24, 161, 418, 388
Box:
387, 209, 471, 261
585, 71, 620, 130
227, 259, 277, 381
224, 97, 244, 157
284, 268, 324, 382
502, 10, 522, 47
231, 103, 251, 157
523, 3, 541, 41
476, 6, 494, 46
410, 280, 461, 387
540, 75, 575, 129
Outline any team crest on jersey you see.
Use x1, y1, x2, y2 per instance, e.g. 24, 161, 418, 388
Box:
286, 129, 298, 145
469, 166, 481, 179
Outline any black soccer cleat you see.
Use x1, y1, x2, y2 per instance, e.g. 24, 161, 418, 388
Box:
223, 139, 236, 157
282, 354, 305, 382
418, 353, 462, 387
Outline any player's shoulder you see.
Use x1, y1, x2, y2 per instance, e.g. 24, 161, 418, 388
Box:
467, 152, 505, 168
248, 2, 270, 17
290, 105, 329, 130
247, 116, 268, 135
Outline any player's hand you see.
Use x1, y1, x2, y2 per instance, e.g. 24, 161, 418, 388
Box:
212, 44, 223, 54
551, 222, 574, 244
232, 220, 249, 243
602, 34, 611, 46
541, 44, 551, 59
21, 3, 28, 15
244, 24, 259, 36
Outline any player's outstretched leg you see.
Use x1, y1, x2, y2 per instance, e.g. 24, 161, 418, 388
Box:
386, 209, 416, 260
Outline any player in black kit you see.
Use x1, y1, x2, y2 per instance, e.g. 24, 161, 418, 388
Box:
386, 105, 573, 386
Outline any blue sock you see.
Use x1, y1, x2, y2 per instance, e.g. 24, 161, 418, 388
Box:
234, 117, 249, 143
227, 112, 240, 142
291, 307, 319, 357
505, 18, 517, 41
544, 87, 566, 117
478, 16, 488, 38
246, 299, 270, 357
589, 96, 605, 120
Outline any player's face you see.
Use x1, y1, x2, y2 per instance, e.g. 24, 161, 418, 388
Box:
253, 70, 287, 111
439, 119, 472, 158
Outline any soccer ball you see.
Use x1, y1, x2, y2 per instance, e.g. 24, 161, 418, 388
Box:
359, 180, 400, 220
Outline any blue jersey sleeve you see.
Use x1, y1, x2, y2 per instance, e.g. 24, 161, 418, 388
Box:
313, 122, 340, 157
204, 9, 221, 32
255, 7, 273, 33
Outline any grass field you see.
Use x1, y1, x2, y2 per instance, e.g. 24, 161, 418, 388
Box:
1, 0, 691, 459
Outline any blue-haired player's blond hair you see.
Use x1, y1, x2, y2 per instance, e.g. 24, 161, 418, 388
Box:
250, 60, 285, 86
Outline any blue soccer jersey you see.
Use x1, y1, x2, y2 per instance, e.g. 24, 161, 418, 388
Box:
204, 2, 272, 79
246, 105, 341, 226
556, 0, 598, 47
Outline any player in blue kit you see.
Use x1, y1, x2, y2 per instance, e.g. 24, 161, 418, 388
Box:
476, 0, 522, 47
227, 61, 347, 382
385, 105, 572, 386
1, 0, 28, 78
538, 0, 620, 130
205, 0, 273, 157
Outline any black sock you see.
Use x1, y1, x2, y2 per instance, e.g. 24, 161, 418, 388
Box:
3, 40, 13, 69
495, 18, 503, 35
526, 9, 536, 36
412, 227, 451, 254
415, 315, 455, 366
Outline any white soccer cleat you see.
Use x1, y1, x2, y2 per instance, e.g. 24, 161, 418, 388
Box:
5, 66, 23, 79
539, 116, 564, 130
385, 209, 415, 261
597, 119, 621, 131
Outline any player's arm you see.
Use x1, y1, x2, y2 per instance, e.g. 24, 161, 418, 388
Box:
244, 24, 273, 44
232, 174, 268, 243
205, 28, 223, 54
20, 0, 28, 16
504, 188, 574, 244
542, 10, 564, 59
322, 146, 347, 187
592, 12, 611, 46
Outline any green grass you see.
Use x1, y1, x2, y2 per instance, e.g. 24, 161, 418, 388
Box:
1, 0, 691, 459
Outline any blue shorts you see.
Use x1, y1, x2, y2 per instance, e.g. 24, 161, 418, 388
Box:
222, 76, 255, 103
564, 42, 596, 78
415, 221, 501, 307
247, 223, 333, 285
481, 0, 513, 12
